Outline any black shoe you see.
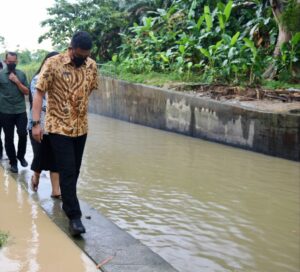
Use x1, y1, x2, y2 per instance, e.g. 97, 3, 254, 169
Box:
69, 219, 86, 236
10, 164, 18, 173
18, 157, 28, 167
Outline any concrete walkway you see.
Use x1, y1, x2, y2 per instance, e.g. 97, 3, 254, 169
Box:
0, 155, 178, 272
0, 162, 98, 272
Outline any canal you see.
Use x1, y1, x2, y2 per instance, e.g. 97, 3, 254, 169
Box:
77, 113, 300, 272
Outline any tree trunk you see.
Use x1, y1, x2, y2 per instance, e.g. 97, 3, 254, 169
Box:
270, 0, 292, 56
263, 0, 292, 78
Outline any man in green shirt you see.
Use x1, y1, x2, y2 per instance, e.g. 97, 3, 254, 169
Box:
0, 52, 29, 173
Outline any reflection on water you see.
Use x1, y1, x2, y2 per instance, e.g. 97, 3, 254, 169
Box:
79, 114, 300, 272
0, 166, 98, 272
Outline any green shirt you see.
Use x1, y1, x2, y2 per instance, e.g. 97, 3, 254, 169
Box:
0, 67, 28, 114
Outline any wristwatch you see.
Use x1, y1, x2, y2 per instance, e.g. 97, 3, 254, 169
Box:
32, 120, 40, 127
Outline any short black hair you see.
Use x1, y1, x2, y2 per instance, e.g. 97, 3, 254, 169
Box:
71, 31, 93, 50
6, 52, 18, 59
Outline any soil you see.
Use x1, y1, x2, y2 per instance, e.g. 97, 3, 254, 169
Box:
164, 83, 300, 103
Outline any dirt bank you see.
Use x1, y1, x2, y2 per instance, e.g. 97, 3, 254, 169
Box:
166, 83, 300, 103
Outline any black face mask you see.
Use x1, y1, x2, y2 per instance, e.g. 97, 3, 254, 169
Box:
72, 56, 86, 68
7, 63, 16, 72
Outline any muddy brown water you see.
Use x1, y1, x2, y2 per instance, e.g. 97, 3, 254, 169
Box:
0, 167, 98, 272
78, 114, 300, 272
1, 112, 299, 272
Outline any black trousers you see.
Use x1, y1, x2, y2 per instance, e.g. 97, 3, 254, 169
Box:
0, 112, 27, 165
49, 133, 87, 220
29, 131, 58, 172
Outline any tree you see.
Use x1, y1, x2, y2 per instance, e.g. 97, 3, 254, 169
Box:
124, 0, 173, 24
263, 0, 300, 78
16, 49, 33, 65
39, 0, 77, 49
39, 0, 128, 61
31, 49, 50, 63
270, 0, 291, 56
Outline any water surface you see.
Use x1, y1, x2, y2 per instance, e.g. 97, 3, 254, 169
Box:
0, 166, 98, 272
81, 114, 298, 271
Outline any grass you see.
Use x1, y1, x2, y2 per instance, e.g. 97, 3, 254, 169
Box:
261, 79, 300, 90
100, 65, 300, 90
0, 231, 8, 247
116, 71, 201, 86
100, 64, 210, 87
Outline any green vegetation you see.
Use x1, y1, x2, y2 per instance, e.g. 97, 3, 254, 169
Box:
39, 0, 299, 87
1, 0, 299, 88
281, 0, 300, 34
0, 231, 8, 247
39, 0, 127, 61
100, 63, 300, 90
100, 63, 201, 85
262, 79, 300, 90
117, 0, 300, 85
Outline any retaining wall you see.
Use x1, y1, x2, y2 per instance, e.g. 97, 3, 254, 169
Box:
89, 76, 300, 161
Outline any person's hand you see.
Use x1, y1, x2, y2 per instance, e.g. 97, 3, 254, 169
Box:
9, 73, 20, 84
32, 125, 43, 143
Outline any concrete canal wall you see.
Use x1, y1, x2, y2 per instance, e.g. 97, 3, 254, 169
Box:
89, 76, 300, 161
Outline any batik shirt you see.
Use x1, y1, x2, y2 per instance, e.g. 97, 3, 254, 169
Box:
35, 51, 99, 137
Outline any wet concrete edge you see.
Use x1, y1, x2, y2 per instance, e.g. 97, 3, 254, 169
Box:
7, 168, 178, 272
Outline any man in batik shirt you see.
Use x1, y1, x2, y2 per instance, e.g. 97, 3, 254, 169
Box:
32, 31, 98, 236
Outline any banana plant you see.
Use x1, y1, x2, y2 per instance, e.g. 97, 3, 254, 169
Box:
217, 0, 233, 33
243, 37, 258, 84
289, 32, 300, 73
204, 5, 213, 32
276, 32, 300, 79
